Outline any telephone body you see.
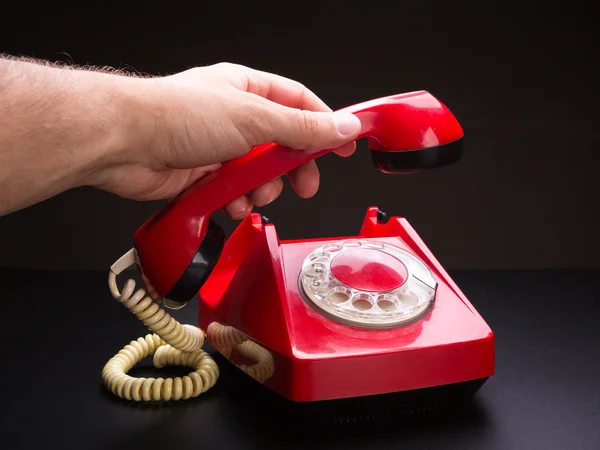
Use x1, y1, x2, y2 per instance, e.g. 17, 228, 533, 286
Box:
103, 91, 495, 412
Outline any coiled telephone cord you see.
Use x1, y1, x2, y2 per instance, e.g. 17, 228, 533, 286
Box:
101, 249, 274, 402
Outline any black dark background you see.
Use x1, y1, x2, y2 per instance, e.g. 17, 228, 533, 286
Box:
1, 3, 598, 271
1, 4, 600, 450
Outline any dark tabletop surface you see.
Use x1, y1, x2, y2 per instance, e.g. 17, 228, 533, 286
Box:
1, 267, 599, 450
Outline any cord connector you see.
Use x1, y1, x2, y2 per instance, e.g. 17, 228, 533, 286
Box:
110, 248, 136, 275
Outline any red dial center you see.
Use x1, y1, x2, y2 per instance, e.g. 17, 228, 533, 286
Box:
330, 248, 408, 292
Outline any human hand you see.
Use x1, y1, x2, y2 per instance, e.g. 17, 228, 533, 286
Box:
89, 63, 362, 219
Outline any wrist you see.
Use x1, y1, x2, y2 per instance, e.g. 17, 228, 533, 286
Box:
80, 73, 168, 187
70, 72, 155, 184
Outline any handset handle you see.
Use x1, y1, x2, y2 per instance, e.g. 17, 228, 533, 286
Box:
165, 140, 328, 219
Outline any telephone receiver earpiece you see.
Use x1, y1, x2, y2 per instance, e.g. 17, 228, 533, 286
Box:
130, 90, 464, 309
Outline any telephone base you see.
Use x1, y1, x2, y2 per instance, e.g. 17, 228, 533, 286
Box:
198, 207, 494, 407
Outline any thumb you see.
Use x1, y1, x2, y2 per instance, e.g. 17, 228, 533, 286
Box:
254, 101, 362, 151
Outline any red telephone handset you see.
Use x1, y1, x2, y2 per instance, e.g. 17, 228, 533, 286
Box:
131, 90, 464, 308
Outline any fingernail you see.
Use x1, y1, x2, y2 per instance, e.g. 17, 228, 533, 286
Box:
267, 189, 278, 204
333, 113, 361, 136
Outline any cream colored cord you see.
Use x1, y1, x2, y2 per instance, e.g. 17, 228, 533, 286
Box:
101, 248, 275, 402
207, 322, 275, 384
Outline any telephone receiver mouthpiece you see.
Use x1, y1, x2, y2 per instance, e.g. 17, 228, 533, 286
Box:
131, 91, 464, 308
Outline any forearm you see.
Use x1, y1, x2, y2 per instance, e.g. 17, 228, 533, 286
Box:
0, 56, 148, 216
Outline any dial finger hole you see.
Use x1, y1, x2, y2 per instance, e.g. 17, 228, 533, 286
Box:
398, 292, 419, 307
352, 293, 373, 311
323, 243, 343, 253
310, 278, 330, 293
310, 251, 330, 263
376, 294, 398, 311
304, 263, 326, 278
327, 287, 351, 304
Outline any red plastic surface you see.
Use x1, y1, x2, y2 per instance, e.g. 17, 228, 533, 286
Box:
198, 208, 494, 402
133, 91, 464, 298
329, 248, 408, 292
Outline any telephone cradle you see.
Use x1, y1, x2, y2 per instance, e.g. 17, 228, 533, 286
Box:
102, 91, 495, 422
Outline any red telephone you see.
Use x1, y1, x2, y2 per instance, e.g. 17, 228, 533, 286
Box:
102, 91, 494, 421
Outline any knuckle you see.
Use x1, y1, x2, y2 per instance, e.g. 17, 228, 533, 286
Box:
213, 62, 235, 69
235, 98, 273, 144
297, 110, 321, 137
291, 79, 307, 92
213, 62, 246, 72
